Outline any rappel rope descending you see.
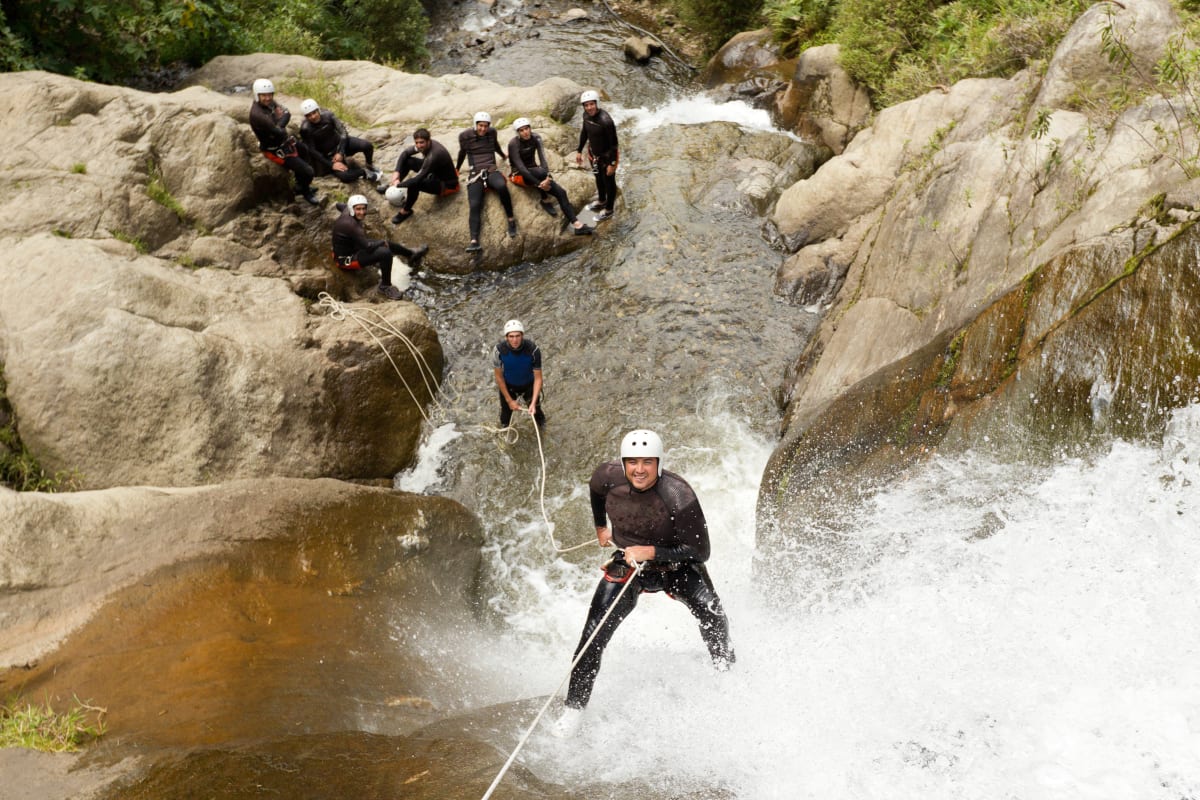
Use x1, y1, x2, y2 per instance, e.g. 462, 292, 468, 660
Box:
319, 292, 615, 795
316, 292, 596, 552
479, 558, 645, 800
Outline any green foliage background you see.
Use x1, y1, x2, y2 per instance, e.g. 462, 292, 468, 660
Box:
0, 0, 428, 83
760, 0, 1095, 107
665, 0, 1096, 107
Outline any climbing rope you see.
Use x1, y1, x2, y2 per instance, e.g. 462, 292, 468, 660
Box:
479, 559, 645, 800
316, 292, 595, 553
315, 292, 448, 424
319, 294, 627, 797
596, 0, 697, 74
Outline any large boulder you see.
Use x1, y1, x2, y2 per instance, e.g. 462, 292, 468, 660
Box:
0, 71, 259, 247
775, 43, 872, 156
771, 0, 1197, 432
0, 478, 482, 669
0, 234, 443, 489
1037, 0, 1180, 110
761, 0, 1200, 548
183, 53, 587, 131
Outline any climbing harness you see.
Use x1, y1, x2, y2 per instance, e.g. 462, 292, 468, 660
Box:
479, 558, 645, 800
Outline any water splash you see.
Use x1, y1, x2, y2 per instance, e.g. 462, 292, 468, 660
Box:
613, 96, 804, 139
494, 405, 1200, 798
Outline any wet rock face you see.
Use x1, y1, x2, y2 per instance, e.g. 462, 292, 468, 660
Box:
1, 483, 484, 747
756, 0, 1200, 562
0, 234, 442, 489
759, 219, 1200, 557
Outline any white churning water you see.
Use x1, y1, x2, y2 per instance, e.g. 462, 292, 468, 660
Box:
427, 400, 1200, 799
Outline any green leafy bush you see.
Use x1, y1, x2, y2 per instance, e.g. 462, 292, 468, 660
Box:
0, 0, 428, 84
763, 0, 1094, 107
670, 0, 767, 52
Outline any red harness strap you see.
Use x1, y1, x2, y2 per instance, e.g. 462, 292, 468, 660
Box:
332, 252, 361, 270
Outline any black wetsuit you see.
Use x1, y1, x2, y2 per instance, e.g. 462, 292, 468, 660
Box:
492, 338, 545, 426
565, 461, 735, 709
508, 132, 579, 224
249, 100, 314, 194
300, 110, 374, 183
331, 207, 417, 285
456, 126, 514, 242
394, 140, 460, 212
577, 107, 619, 213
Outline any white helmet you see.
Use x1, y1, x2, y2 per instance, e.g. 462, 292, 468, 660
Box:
620, 429, 663, 475
503, 319, 524, 335
580, 90, 600, 104
512, 117, 531, 131
252, 78, 275, 95
384, 185, 407, 207
347, 194, 369, 209
473, 111, 492, 125
299, 98, 320, 115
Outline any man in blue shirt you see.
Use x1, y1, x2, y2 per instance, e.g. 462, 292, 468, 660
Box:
492, 319, 545, 428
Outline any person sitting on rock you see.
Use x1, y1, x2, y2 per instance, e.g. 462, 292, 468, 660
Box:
331, 194, 428, 301
298, 98, 381, 185
385, 128, 461, 225
507, 117, 593, 236
248, 77, 319, 206
456, 112, 517, 253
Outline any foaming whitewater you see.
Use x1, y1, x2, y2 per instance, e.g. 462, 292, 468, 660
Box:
612, 95, 804, 138
433, 402, 1200, 799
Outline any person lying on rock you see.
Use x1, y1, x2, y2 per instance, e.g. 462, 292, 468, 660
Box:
248, 77, 319, 206
575, 89, 619, 221
456, 111, 517, 253
298, 98, 381, 185
507, 117, 593, 236
331, 194, 428, 301
385, 128, 461, 225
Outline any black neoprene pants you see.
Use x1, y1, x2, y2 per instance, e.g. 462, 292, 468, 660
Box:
565, 561, 734, 709
518, 166, 578, 223
467, 171, 514, 242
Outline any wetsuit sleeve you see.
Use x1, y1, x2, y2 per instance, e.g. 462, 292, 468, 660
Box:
653, 475, 710, 563
530, 343, 542, 371
577, 127, 587, 154
277, 105, 292, 129
588, 462, 619, 527
494, 131, 505, 160
535, 137, 550, 172
398, 148, 434, 188
509, 139, 536, 183
455, 132, 467, 171
333, 114, 349, 156
491, 342, 503, 370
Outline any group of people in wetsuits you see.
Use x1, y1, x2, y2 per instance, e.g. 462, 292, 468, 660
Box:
252, 77, 734, 734
248, 79, 623, 298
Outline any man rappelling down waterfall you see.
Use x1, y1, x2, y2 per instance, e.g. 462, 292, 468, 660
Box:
553, 429, 735, 737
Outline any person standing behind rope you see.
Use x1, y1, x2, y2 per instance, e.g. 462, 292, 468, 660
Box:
492, 319, 545, 428
386, 128, 461, 224
457, 112, 517, 253
507, 118, 593, 236
574, 89, 619, 221
248, 78, 319, 205
331, 194, 428, 301
553, 429, 735, 737
298, 98, 381, 185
